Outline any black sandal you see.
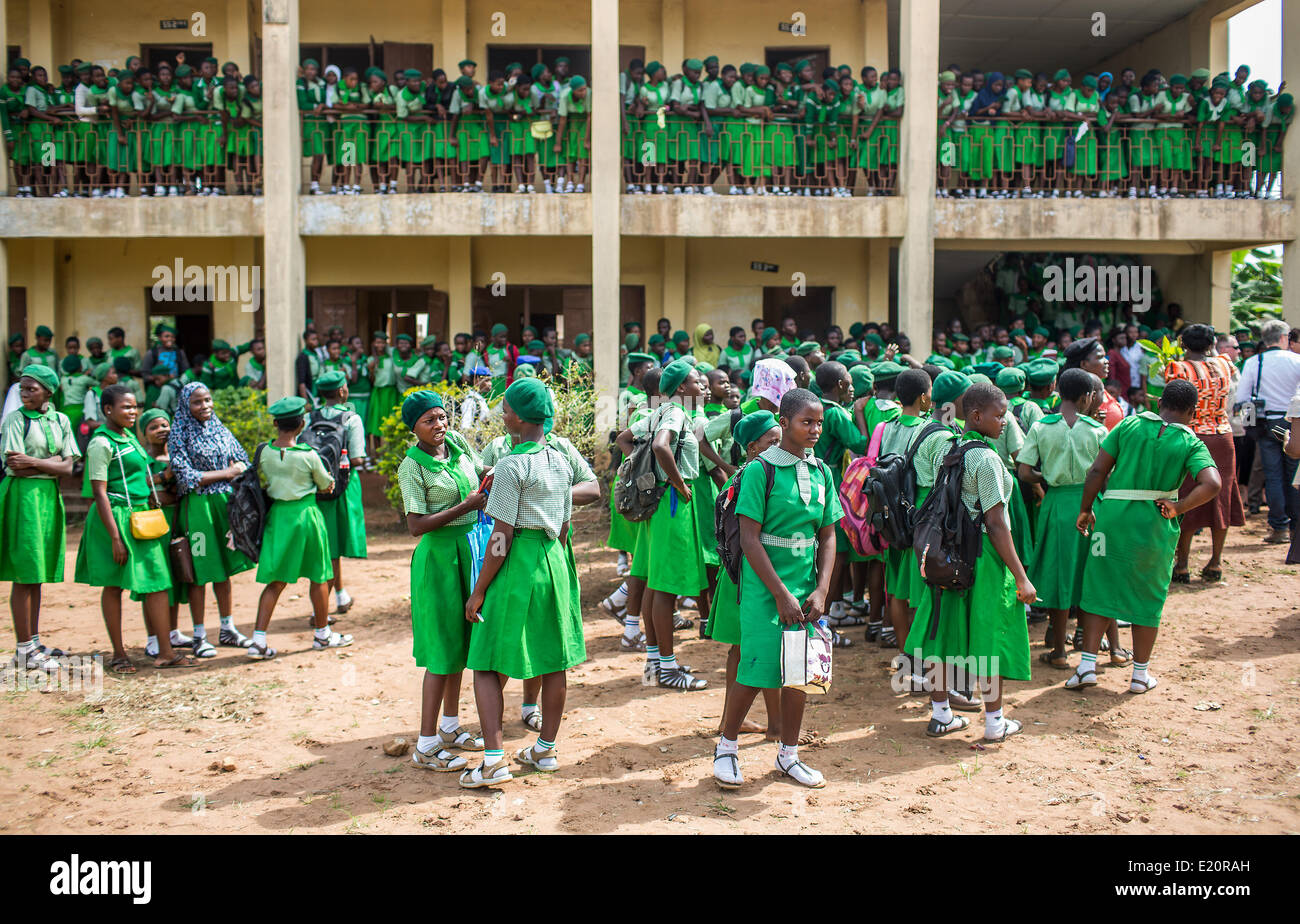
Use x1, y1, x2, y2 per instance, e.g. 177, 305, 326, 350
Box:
1200, 567, 1222, 582
1171, 569, 1191, 584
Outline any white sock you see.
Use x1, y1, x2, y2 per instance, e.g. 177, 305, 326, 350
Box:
170, 629, 189, 643
778, 742, 799, 764
717, 735, 738, 756
483, 749, 505, 765
984, 707, 1004, 737
1076, 651, 1098, 676
252, 630, 267, 647
314, 625, 330, 641
646, 645, 659, 665
192, 624, 206, 639
1132, 660, 1149, 684
623, 613, 641, 639
145, 635, 158, 652
417, 734, 440, 754
439, 714, 459, 734
931, 699, 953, 724
220, 616, 235, 630
609, 583, 629, 608
30, 633, 40, 648
521, 702, 539, 721
660, 653, 678, 671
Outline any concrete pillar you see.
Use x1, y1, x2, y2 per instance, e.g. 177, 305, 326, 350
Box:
213, 237, 259, 344
442, 0, 467, 73
864, 0, 889, 69
29, 240, 55, 338
867, 240, 891, 322
1206, 15, 1228, 77
221, 0, 253, 71
663, 238, 686, 329
263, 0, 304, 401
661, 0, 684, 76
897, 0, 938, 341
1208, 250, 1231, 333
0, 241, 7, 343
27, 0, 55, 73
0, 0, 7, 197
592, 0, 620, 432
1284, 0, 1300, 324
448, 237, 472, 338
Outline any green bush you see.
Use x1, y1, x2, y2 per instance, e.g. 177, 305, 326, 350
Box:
211, 386, 275, 457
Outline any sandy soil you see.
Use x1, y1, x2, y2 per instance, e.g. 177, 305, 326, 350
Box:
1, 482, 1298, 835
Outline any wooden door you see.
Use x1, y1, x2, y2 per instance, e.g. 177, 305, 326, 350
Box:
620, 285, 644, 337
561, 287, 592, 345
619, 46, 645, 71
7, 287, 26, 342
383, 41, 434, 77
427, 290, 449, 343
309, 287, 358, 339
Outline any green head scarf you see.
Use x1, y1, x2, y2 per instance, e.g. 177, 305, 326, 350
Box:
733, 410, 778, 449
22, 365, 59, 393
36, 324, 54, 338
504, 377, 555, 424
995, 367, 1027, 396
401, 389, 444, 429
137, 408, 170, 436
574, 333, 591, 346
491, 323, 508, 336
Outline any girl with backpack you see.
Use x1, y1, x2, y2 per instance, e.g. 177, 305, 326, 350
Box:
245, 397, 353, 661
1067, 379, 1221, 695
714, 388, 843, 790
313, 371, 368, 615
706, 410, 786, 739
905, 381, 1037, 743
166, 382, 255, 649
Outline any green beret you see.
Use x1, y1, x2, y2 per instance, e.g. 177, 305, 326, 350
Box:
939, 71, 956, 83
645, 61, 662, 77
1032, 326, 1051, 338
420, 336, 437, 348
93, 364, 114, 382
403, 69, 422, 80
627, 352, 657, 366
871, 360, 906, 381
269, 396, 308, 419
753, 65, 770, 77
316, 370, 347, 392
36, 325, 54, 338
865, 332, 886, 347
112, 356, 133, 373
58, 65, 74, 75
401, 389, 444, 429
456, 76, 475, 90
837, 349, 863, 365
491, 323, 508, 336
704, 56, 719, 67
734, 410, 778, 449
659, 360, 692, 396
137, 409, 170, 434
774, 61, 794, 75
13, 58, 29, 68
648, 334, 665, 346
1053, 68, 1070, 81
396, 333, 414, 343
504, 377, 554, 424
574, 333, 591, 345
680, 355, 698, 367
61, 355, 82, 374
156, 324, 176, 336
523, 326, 539, 338
302, 58, 320, 70
1169, 74, 1187, 86
1014, 68, 1033, 80
672, 330, 690, 344
795, 341, 821, 356
175, 64, 193, 77
505, 63, 522, 73
761, 326, 779, 343
1082, 75, 1098, 89
995, 367, 1026, 395
513, 363, 538, 379
925, 353, 955, 370
931, 370, 971, 407
211, 339, 232, 353
1211, 77, 1232, 90
8, 332, 23, 345
458, 59, 477, 69
972, 361, 1003, 378
527, 340, 546, 351
372, 330, 389, 341
685, 58, 703, 71
554, 56, 570, 66
531, 63, 547, 80
739, 63, 755, 75
795, 59, 811, 70
623, 321, 639, 331
992, 345, 1015, 361
1279, 93, 1294, 108
203, 57, 219, 66
86, 336, 103, 347
967, 373, 993, 388
850, 366, 874, 396
1191, 68, 1211, 80
951, 332, 970, 342
1026, 361, 1057, 388
1249, 79, 1268, 91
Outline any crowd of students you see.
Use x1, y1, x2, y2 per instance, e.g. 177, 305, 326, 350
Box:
3, 54, 262, 197
4, 303, 1298, 793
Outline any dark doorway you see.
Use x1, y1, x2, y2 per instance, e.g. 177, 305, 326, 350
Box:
763, 285, 834, 338
308, 286, 448, 345
765, 46, 830, 79
620, 45, 645, 72
140, 43, 215, 74
487, 45, 590, 80
470, 284, 598, 347
146, 298, 214, 365
5, 287, 26, 390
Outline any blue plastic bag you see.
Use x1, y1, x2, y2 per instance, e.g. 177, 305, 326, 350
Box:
467, 511, 494, 588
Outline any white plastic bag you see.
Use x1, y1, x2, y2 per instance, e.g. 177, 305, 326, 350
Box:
780, 620, 833, 694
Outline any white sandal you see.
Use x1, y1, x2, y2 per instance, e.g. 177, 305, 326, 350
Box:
1129, 675, 1159, 694
523, 710, 544, 732
515, 744, 558, 772
713, 750, 743, 789
775, 754, 825, 789
438, 727, 485, 751
1064, 670, 1098, 689
984, 717, 1023, 742
458, 759, 514, 789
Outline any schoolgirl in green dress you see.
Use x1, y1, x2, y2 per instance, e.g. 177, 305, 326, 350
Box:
851, 67, 889, 194
298, 58, 328, 195
1067, 380, 1220, 696
169, 66, 206, 195
1070, 76, 1102, 193
557, 76, 590, 191
239, 76, 263, 193
365, 70, 397, 194
1017, 369, 1108, 670
75, 385, 197, 672
1255, 92, 1291, 197
247, 397, 352, 661
1, 68, 32, 197
461, 378, 600, 788
167, 382, 256, 648
529, 64, 563, 191
706, 410, 785, 739
637, 62, 672, 192
313, 371, 367, 614
478, 73, 516, 192
714, 388, 842, 790
1043, 70, 1075, 194
935, 71, 960, 194
905, 382, 1038, 743
449, 76, 489, 191
1154, 74, 1193, 196
364, 332, 398, 446
394, 69, 433, 193
22, 67, 66, 197
396, 390, 489, 772
733, 67, 775, 193
145, 65, 179, 196
1127, 73, 1162, 196
0, 366, 80, 671
670, 59, 709, 193
329, 68, 369, 195
502, 73, 540, 192
103, 70, 139, 196
769, 62, 803, 194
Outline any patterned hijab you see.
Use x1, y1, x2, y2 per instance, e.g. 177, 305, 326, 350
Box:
167, 381, 249, 494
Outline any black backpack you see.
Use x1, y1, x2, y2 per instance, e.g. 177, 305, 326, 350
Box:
614, 408, 686, 522
863, 420, 950, 549
226, 443, 270, 562
714, 455, 830, 587
297, 409, 351, 502
912, 439, 989, 638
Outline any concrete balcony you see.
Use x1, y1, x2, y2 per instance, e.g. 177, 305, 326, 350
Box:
0, 195, 263, 237
619, 192, 906, 238
297, 192, 592, 236
933, 197, 1294, 251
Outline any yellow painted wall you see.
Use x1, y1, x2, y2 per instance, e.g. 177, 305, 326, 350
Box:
467, 0, 591, 59
300, 0, 441, 47
1086, 0, 1254, 78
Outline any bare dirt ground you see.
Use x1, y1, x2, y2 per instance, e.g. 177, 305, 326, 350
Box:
1, 486, 1298, 835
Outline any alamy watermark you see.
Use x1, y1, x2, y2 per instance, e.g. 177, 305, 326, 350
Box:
151, 259, 261, 313
1042, 257, 1153, 313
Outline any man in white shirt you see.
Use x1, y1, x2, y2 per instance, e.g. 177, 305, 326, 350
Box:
1236, 320, 1300, 544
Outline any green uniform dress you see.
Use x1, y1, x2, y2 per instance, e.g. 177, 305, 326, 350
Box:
735, 445, 843, 689
130, 454, 184, 606
1043, 88, 1075, 164
644, 400, 707, 597
1258, 100, 1291, 173
467, 437, 595, 679
668, 77, 705, 164
1071, 90, 1101, 177
1078, 413, 1215, 627
1096, 106, 1129, 181
690, 406, 722, 568
397, 434, 485, 674
1018, 413, 1106, 610
558, 84, 589, 160
706, 467, 743, 646
23, 84, 61, 165
297, 76, 327, 156
314, 404, 368, 560
898, 425, 962, 608
815, 399, 870, 556
607, 386, 647, 552
0, 407, 80, 583
1196, 96, 1238, 165
904, 441, 1031, 682
345, 354, 371, 427
1010, 86, 1044, 168
1127, 90, 1160, 167
855, 85, 889, 170
329, 82, 370, 164
74, 428, 172, 593
365, 351, 400, 435
701, 80, 738, 168
175, 489, 254, 586
396, 84, 433, 162
1155, 89, 1193, 171
450, 85, 489, 162
981, 416, 1033, 560
638, 82, 672, 167
256, 443, 335, 584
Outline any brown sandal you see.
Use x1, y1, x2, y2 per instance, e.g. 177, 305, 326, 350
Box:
1039, 651, 1071, 670
108, 656, 137, 674
154, 653, 197, 669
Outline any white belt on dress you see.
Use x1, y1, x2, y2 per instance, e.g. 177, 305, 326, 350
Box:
1101, 489, 1177, 502
760, 532, 817, 550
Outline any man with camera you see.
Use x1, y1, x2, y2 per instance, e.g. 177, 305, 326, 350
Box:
1236, 320, 1300, 547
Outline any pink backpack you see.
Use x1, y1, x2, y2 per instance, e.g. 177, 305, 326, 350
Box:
838, 422, 888, 557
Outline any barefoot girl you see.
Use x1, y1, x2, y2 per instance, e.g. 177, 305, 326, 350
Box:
0, 365, 80, 669
76, 385, 194, 672
397, 390, 489, 772
714, 388, 842, 790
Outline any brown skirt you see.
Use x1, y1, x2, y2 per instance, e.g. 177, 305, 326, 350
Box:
1179, 430, 1245, 532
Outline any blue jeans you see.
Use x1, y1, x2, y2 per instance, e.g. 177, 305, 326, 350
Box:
1257, 429, 1299, 531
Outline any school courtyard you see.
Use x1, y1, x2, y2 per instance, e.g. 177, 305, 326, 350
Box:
0, 499, 1296, 835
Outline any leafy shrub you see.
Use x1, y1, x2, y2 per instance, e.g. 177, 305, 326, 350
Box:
211, 386, 275, 457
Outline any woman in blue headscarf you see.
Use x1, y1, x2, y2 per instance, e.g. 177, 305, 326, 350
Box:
167, 381, 255, 648
1097, 72, 1113, 100
969, 71, 1007, 194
